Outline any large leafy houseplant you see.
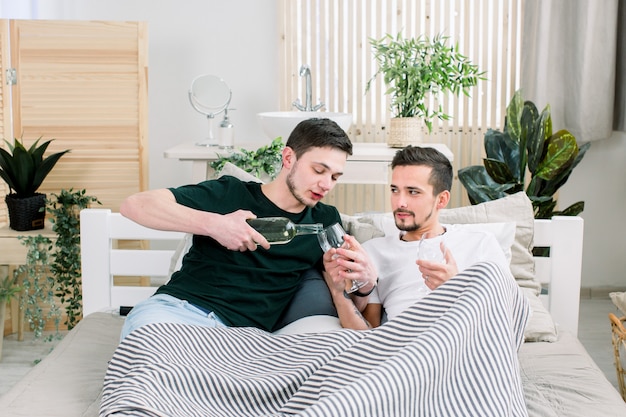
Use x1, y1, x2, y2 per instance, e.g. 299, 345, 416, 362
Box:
367, 32, 484, 133
458, 89, 590, 219
0, 138, 70, 231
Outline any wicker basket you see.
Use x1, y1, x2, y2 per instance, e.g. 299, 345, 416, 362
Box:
5, 193, 47, 231
386, 117, 426, 148
609, 312, 626, 401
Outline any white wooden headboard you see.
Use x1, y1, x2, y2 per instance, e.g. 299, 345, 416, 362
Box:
80, 209, 185, 317
80, 209, 584, 336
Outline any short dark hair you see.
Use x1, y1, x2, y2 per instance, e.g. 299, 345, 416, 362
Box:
391, 145, 453, 195
286, 118, 353, 157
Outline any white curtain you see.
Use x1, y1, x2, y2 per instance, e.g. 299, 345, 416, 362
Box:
521, 0, 621, 142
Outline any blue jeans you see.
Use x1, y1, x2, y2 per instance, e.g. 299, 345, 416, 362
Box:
120, 293, 227, 340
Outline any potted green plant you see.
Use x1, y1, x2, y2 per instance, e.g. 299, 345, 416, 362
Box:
367, 32, 484, 147
210, 137, 284, 180
458, 89, 590, 219
0, 137, 70, 231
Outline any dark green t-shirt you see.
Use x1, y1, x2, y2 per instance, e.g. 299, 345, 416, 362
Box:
156, 175, 340, 331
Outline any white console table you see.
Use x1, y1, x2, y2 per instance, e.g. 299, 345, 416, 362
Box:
164, 142, 453, 185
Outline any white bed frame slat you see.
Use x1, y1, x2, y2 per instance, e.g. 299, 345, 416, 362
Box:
110, 250, 176, 276
80, 209, 584, 336
81, 209, 185, 316
533, 216, 584, 336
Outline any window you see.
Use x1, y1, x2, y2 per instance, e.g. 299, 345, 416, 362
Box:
279, 0, 522, 211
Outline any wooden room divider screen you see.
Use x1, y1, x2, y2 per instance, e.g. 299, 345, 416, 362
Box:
0, 19, 149, 226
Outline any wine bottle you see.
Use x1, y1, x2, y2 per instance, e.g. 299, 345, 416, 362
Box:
246, 217, 323, 245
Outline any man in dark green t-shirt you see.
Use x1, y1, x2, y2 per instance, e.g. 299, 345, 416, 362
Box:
119, 118, 379, 338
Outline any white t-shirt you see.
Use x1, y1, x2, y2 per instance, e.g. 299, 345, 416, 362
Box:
362, 226, 509, 320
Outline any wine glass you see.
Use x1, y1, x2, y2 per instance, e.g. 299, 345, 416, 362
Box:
318, 223, 367, 294
416, 233, 446, 297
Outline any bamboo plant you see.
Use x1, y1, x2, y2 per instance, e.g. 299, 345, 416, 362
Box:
367, 32, 484, 132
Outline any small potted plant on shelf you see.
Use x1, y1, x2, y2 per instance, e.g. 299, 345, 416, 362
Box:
367, 32, 484, 147
0, 137, 70, 231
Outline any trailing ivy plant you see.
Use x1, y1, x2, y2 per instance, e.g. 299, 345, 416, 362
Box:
210, 137, 284, 179
15, 235, 62, 341
46, 188, 101, 330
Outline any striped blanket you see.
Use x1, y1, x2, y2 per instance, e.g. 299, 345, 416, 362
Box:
100, 262, 530, 417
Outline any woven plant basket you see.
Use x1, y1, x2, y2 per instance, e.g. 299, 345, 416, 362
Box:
387, 117, 426, 148
5, 193, 47, 231
609, 313, 626, 401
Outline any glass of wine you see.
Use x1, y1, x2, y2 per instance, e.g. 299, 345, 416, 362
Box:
416, 232, 446, 297
318, 223, 367, 294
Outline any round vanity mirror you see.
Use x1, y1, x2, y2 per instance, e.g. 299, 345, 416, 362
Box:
189, 74, 232, 146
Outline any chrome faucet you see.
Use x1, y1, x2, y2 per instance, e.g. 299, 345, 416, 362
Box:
292, 65, 324, 111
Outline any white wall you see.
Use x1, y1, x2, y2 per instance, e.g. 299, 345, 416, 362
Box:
2, 1, 624, 290
1, 0, 281, 189
559, 132, 626, 289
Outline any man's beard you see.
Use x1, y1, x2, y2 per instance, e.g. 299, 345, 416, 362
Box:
394, 208, 434, 232
286, 164, 316, 208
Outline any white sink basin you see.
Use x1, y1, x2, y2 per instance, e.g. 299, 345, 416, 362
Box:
257, 111, 352, 140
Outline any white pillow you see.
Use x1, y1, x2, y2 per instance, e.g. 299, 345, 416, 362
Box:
439, 192, 538, 294
444, 222, 515, 264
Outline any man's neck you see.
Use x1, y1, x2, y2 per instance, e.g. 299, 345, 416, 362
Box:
401, 223, 446, 242
260, 179, 306, 214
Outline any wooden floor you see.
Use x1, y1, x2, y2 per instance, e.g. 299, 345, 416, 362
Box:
579, 297, 621, 389
0, 330, 67, 397
0, 297, 623, 398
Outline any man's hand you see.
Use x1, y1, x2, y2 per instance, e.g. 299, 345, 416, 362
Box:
324, 235, 378, 290
204, 210, 271, 251
416, 243, 458, 290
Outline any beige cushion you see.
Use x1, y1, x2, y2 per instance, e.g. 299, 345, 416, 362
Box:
218, 161, 263, 183
521, 287, 558, 342
341, 213, 386, 242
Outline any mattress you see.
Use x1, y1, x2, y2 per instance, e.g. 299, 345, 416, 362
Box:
1, 312, 625, 417
0, 312, 123, 417
519, 330, 626, 416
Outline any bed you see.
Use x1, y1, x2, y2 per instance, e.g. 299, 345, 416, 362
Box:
1, 191, 625, 416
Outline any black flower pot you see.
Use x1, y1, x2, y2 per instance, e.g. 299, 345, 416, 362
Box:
5, 193, 47, 231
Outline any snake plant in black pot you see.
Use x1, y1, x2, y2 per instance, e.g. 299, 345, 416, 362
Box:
0, 137, 70, 231
458, 89, 590, 219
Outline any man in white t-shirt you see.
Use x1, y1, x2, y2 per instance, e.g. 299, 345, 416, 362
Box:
324, 145, 509, 329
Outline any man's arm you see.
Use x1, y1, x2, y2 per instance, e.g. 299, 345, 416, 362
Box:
362, 303, 382, 328
120, 188, 270, 251
324, 270, 372, 330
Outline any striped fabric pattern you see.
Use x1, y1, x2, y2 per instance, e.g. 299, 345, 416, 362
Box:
101, 262, 530, 417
